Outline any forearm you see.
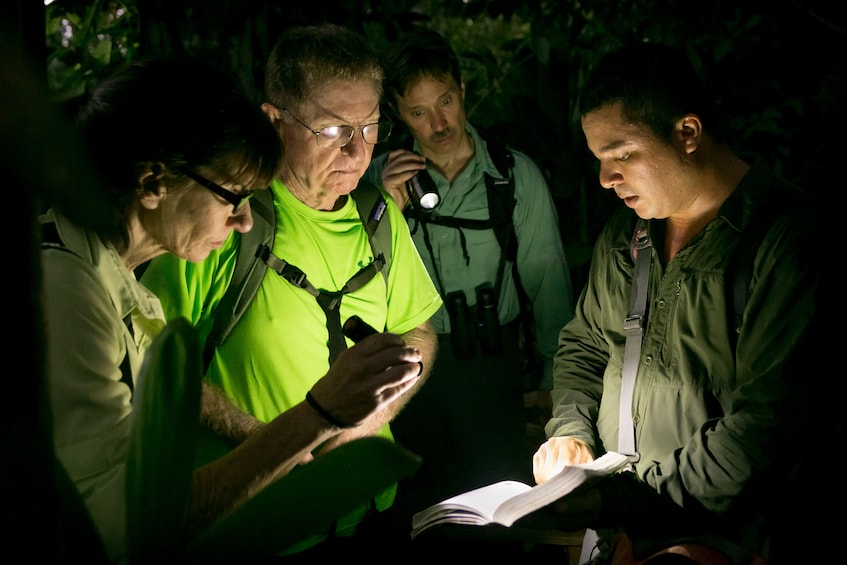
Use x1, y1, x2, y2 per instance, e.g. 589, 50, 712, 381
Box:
188, 401, 337, 532
360, 321, 436, 425
546, 282, 608, 441
387, 321, 437, 416
200, 381, 263, 444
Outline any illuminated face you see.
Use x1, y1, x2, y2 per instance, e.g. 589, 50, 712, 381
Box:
273, 79, 382, 210
152, 170, 254, 263
582, 102, 693, 220
394, 74, 467, 158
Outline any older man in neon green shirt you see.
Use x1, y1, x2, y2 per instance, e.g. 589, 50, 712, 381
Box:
142, 24, 441, 556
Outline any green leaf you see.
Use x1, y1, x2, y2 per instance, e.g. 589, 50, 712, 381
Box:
90, 38, 113, 66
126, 318, 201, 562
183, 437, 421, 562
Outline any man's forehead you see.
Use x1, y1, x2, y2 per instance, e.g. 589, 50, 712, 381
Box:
300, 89, 381, 122
583, 105, 652, 144
399, 76, 457, 106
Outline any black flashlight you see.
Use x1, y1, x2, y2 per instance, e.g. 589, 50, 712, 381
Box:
342, 315, 378, 343
406, 170, 440, 209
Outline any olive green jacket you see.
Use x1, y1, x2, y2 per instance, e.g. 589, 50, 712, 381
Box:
546, 156, 820, 557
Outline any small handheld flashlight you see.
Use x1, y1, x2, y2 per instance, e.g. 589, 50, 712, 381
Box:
342, 315, 378, 343
406, 170, 440, 209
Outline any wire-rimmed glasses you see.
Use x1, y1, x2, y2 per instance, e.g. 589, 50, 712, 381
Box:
280, 106, 392, 149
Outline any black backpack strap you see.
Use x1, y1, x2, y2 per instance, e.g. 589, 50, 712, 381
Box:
203, 187, 275, 369
350, 180, 391, 281
409, 163, 515, 291
485, 142, 540, 377
484, 138, 518, 262
260, 236, 384, 367
484, 171, 516, 299
256, 183, 390, 366
482, 140, 520, 305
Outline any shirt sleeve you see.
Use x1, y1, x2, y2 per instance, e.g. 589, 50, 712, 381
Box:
544, 214, 620, 450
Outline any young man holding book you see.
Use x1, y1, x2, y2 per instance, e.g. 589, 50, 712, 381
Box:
531, 43, 826, 564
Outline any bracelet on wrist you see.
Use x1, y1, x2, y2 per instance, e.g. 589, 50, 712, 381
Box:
305, 390, 357, 429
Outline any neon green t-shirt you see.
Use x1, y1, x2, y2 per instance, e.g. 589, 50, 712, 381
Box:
141, 178, 441, 546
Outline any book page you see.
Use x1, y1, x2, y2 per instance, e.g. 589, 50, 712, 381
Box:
411, 480, 531, 535
492, 451, 631, 527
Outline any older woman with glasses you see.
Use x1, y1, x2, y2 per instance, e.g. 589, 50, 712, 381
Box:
41, 56, 424, 563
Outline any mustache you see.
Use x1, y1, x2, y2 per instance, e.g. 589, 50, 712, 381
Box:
430, 129, 452, 143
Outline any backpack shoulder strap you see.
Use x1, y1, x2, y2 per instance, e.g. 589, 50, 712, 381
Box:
486, 138, 515, 179
203, 187, 274, 367
203, 182, 393, 368
412, 142, 516, 255
483, 139, 517, 262
350, 180, 392, 280
234, 186, 276, 302
485, 140, 544, 377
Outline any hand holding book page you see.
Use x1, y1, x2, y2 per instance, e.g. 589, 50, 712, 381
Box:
411, 451, 631, 539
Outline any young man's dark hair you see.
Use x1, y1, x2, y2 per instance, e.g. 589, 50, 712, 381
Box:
580, 43, 726, 143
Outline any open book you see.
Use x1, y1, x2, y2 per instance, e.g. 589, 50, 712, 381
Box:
411, 451, 631, 539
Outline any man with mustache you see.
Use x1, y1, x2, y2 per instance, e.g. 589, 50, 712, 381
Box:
366, 28, 574, 505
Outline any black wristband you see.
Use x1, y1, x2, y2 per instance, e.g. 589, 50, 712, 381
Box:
305, 390, 357, 428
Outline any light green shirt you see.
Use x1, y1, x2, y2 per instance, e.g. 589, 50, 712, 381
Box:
42, 210, 166, 564
365, 123, 573, 387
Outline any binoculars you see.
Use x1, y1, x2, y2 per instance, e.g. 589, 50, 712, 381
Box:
444, 285, 502, 359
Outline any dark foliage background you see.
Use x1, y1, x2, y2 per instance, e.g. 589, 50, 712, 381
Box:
41, 0, 846, 282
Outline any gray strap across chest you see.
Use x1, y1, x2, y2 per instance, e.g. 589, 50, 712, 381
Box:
620, 219, 652, 461
579, 220, 651, 564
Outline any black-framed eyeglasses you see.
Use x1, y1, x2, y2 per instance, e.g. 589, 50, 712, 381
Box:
178, 168, 253, 213
280, 106, 392, 149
